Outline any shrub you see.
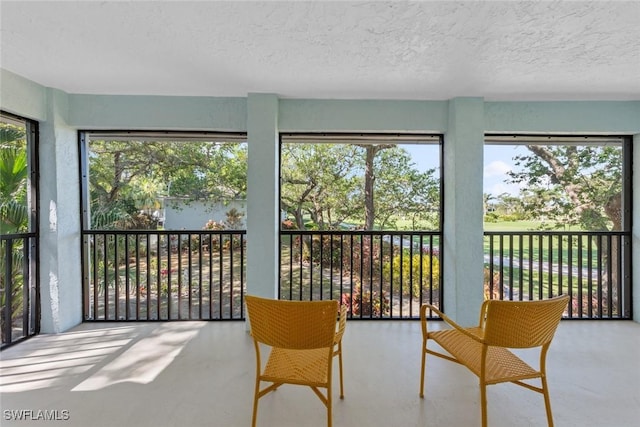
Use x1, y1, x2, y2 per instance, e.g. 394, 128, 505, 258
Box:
306, 235, 344, 267
281, 219, 296, 230
224, 208, 244, 229
341, 283, 389, 318
383, 251, 440, 297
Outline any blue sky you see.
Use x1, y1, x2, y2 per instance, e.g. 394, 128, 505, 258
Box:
402, 144, 528, 196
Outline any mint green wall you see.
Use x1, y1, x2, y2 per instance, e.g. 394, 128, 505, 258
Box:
1, 68, 639, 330
443, 98, 485, 323
0, 69, 47, 121
246, 94, 280, 300
279, 99, 448, 132
69, 94, 247, 131
486, 101, 640, 133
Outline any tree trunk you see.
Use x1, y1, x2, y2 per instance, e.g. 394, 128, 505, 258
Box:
364, 146, 376, 230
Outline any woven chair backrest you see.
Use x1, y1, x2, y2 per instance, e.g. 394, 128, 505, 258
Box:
482, 295, 569, 348
246, 295, 339, 350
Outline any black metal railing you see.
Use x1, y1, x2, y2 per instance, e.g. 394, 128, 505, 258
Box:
279, 230, 442, 319
82, 230, 246, 321
484, 231, 631, 319
1, 233, 38, 348
81, 228, 630, 322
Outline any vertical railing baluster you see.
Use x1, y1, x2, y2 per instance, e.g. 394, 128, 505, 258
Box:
22, 237, 30, 338
577, 234, 583, 318
177, 234, 183, 320
616, 234, 624, 318
607, 234, 613, 318
518, 234, 523, 300
240, 233, 245, 320
218, 232, 223, 319
288, 234, 294, 300
167, 234, 173, 320
408, 233, 414, 317
146, 234, 151, 320
319, 233, 324, 300
369, 233, 374, 318
537, 235, 544, 302
349, 234, 354, 317
135, 234, 140, 320
499, 235, 505, 300
587, 235, 593, 318
567, 234, 573, 318
418, 234, 424, 306
198, 233, 203, 320
398, 234, 404, 318
229, 232, 235, 319
429, 234, 435, 307
208, 234, 213, 318
560, 234, 573, 308
358, 235, 363, 319
156, 234, 162, 320
389, 234, 394, 317
488, 234, 494, 299
3, 239, 13, 344
92, 234, 99, 320
309, 235, 314, 301
330, 234, 335, 301
339, 235, 344, 306
597, 234, 603, 319
528, 234, 534, 299
379, 234, 385, 318
114, 234, 120, 320
103, 234, 109, 320
124, 233, 130, 320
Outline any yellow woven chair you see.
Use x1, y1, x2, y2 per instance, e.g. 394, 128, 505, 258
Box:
245, 295, 347, 427
419, 295, 569, 427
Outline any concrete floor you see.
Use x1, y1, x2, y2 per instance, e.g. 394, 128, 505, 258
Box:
1, 320, 639, 427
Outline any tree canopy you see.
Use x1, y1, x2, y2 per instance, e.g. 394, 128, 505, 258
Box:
508, 144, 623, 231
281, 143, 439, 231
88, 139, 247, 229
88, 137, 440, 231
0, 123, 28, 234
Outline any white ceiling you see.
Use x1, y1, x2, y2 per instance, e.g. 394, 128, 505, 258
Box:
1, 0, 639, 101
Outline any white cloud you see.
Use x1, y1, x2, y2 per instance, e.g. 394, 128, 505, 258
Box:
484, 160, 512, 177
487, 182, 521, 196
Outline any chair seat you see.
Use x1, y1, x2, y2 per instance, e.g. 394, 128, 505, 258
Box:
263, 347, 331, 387
430, 328, 539, 385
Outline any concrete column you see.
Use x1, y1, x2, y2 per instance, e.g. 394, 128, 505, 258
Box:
246, 94, 280, 299
633, 133, 640, 323
38, 88, 82, 333
442, 97, 485, 325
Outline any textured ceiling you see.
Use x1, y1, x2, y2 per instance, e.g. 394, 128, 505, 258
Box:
1, 1, 639, 101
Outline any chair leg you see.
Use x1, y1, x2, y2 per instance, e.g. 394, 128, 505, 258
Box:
541, 376, 554, 427
327, 386, 333, 427
252, 379, 260, 427
480, 382, 488, 427
419, 338, 427, 398
338, 343, 344, 399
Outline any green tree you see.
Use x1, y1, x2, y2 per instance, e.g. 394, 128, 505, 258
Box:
508, 145, 622, 230
281, 144, 363, 230
0, 122, 29, 342
0, 124, 28, 234
89, 139, 247, 229
370, 146, 439, 230
281, 143, 439, 231
508, 144, 624, 287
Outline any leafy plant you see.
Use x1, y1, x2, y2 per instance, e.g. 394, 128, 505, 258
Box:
383, 250, 440, 297
341, 282, 389, 317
